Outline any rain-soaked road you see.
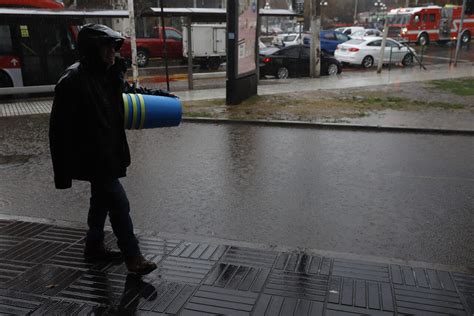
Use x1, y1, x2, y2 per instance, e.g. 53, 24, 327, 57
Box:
0, 115, 473, 267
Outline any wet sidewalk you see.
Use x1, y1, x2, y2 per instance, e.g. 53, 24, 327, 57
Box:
0, 218, 472, 315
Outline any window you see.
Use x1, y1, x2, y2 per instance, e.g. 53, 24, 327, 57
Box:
367, 40, 382, 47
282, 47, 300, 58
323, 32, 336, 40
0, 25, 13, 54
385, 40, 399, 47
423, 14, 428, 22
283, 35, 297, 42
165, 29, 182, 40
335, 33, 349, 41
430, 14, 436, 22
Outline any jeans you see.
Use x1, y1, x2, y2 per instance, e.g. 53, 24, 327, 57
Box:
86, 179, 140, 257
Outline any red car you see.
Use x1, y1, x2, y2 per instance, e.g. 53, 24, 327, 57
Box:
120, 27, 183, 67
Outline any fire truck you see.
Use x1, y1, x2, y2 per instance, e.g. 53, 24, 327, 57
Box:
387, 5, 474, 45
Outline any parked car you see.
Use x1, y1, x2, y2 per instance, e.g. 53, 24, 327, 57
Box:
350, 28, 383, 39
334, 26, 365, 35
183, 24, 226, 70
120, 26, 183, 67
259, 45, 343, 79
302, 30, 350, 54
334, 37, 415, 68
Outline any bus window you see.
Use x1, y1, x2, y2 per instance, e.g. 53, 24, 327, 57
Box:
0, 25, 13, 54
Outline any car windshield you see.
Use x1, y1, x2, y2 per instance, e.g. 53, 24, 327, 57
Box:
283, 35, 297, 42
351, 30, 365, 37
388, 14, 411, 25
345, 39, 365, 45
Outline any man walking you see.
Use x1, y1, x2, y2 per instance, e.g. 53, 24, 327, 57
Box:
49, 24, 160, 275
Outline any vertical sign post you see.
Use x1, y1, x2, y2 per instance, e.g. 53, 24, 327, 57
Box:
226, 0, 259, 105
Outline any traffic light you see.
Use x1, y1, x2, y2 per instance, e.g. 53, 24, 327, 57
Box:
466, 0, 474, 15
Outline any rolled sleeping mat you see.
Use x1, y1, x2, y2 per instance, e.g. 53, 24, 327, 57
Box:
122, 93, 182, 129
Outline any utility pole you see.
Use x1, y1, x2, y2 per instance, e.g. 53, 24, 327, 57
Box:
377, 18, 389, 73
354, 0, 358, 24
454, 0, 467, 67
309, 0, 321, 77
127, 0, 139, 85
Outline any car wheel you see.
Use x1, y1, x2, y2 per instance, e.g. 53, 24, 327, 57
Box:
418, 33, 429, 46
276, 67, 289, 79
402, 53, 414, 66
0, 71, 13, 88
461, 31, 471, 44
327, 63, 339, 76
136, 50, 149, 67
362, 56, 374, 68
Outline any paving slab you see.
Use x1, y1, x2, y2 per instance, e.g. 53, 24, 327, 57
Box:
0, 218, 472, 315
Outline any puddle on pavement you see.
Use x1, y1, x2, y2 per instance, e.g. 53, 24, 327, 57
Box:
0, 154, 32, 168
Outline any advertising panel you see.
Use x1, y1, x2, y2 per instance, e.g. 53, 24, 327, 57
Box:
237, 0, 258, 76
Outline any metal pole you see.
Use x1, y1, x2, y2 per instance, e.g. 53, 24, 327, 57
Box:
377, 18, 389, 74
186, 17, 194, 90
127, 0, 139, 85
354, 0, 358, 24
454, 0, 466, 67
310, 0, 321, 77
160, 0, 170, 91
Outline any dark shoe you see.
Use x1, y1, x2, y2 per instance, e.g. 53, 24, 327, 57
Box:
84, 243, 122, 262
125, 255, 157, 275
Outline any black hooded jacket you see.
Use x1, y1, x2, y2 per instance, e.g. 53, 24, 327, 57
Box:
49, 24, 131, 189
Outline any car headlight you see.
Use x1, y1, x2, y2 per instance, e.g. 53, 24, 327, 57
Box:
401, 27, 408, 34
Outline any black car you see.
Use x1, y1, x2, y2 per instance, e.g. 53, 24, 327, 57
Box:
259, 45, 342, 79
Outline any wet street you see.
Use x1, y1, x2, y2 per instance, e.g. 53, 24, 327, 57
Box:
0, 115, 473, 268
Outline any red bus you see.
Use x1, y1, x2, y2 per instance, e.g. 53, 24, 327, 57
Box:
0, 0, 64, 10
0, 0, 74, 88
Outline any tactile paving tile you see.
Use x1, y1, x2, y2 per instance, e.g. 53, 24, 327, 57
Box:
0, 289, 45, 315
452, 272, 474, 314
391, 264, 457, 290
221, 246, 278, 268
56, 270, 127, 305
0, 259, 36, 287
331, 258, 390, 283
0, 221, 51, 238
0, 100, 52, 117
204, 263, 270, 292
46, 243, 107, 271
394, 283, 466, 315
148, 256, 217, 284
139, 236, 182, 256
327, 276, 394, 313
275, 252, 332, 275
6, 264, 83, 296
263, 270, 329, 302
170, 241, 227, 261
137, 280, 196, 314
100, 253, 162, 275
30, 299, 106, 316
34, 226, 86, 244
181, 285, 258, 316
253, 294, 324, 316
0, 235, 25, 253
1, 239, 68, 263
0, 219, 13, 229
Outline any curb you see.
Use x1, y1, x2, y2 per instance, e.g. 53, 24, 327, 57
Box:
182, 117, 474, 136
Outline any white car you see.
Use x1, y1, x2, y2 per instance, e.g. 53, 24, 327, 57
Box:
334, 37, 415, 68
273, 33, 302, 47
334, 26, 364, 36
350, 28, 382, 39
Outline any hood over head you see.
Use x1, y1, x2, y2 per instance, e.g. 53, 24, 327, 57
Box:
77, 23, 125, 59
